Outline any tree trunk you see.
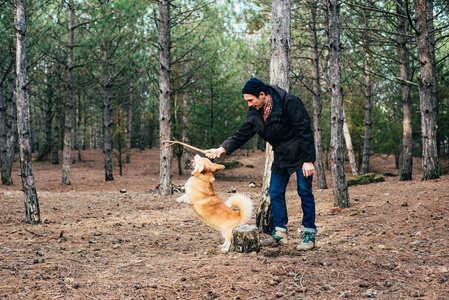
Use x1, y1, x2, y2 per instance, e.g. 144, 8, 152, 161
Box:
38, 67, 53, 161
116, 108, 124, 176
149, 99, 155, 149
96, 115, 101, 149
361, 25, 372, 175
62, 0, 74, 185
343, 106, 359, 177
182, 90, 192, 170
397, 0, 413, 181
52, 73, 61, 165
28, 99, 33, 153
76, 89, 81, 161
33, 101, 39, 152
102, 43, 114, 181
308, 0, 327, 189
257, 146, 275, 234
3, 63, 17, 186
73, 94, 78, 160
0, 69, 7, 184
209, 80, 215, 147
139, 95, 146, 150
414, 0, 440, 180
257, 0, 291, 234
82, 99, 86, 150
158, 0, 172, 195
126, 79, 134, 164
181, 45, 192, 170
173, 95, 184, 175
14, 0, 41, 224
327, 0, 349, 208
426, 0, 436, 99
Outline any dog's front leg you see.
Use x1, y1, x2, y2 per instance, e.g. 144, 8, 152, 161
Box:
176, 194, 191, 204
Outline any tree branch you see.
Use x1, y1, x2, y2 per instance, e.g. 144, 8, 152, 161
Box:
341, 26, 414, 37
396, 77, 418, 86
404, 0, 418, 34
436, 52, 449, 65
342, 1, 407, 19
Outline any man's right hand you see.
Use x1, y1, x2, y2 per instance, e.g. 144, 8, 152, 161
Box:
205, 147, 226, 159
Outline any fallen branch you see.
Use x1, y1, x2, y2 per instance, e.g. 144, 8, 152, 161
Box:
163, 139, 206, 155
23, 226, 45, 237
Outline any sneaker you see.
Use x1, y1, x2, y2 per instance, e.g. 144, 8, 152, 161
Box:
260, 229, 288, 247
297, 232, 315, 251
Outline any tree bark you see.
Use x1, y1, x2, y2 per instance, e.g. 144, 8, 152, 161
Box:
343, 106, 359, 177
28, 99, 33, 153
257, 0, 291, 234
2, 62, 17, 186
308, 0, 327, 189
257, 147, 275, 234
158, 0, 173, 195
182, 89, 191, 169
52, 72, 61, 165
82, 99, 86, 150
231, 224, 260, 253
77, 90, 82, 161
126, 79, 134, 164
327, 0, 349, 208
62, 0, 74, 185
0, 69, 7, 184
102, 42, 114, 181
96, 115, 101, 149
14, 0, 41, 224
139, 95, 146, 150
397, 0, 413, 181
361, 20, 372, 175
414, 0, 440, 180
38, 67, 53, 161
74, 90, 79, 161
33, 101, 39, 152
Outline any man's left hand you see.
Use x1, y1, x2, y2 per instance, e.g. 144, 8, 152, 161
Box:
302, 162, 315, 178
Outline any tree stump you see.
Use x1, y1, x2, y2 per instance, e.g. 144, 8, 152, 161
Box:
231, 224, 260, 253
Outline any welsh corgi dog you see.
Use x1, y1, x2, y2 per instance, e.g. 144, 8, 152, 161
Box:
177, 155, 253, 251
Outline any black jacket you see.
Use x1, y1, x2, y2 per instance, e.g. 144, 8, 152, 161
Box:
220, 85, 316, 174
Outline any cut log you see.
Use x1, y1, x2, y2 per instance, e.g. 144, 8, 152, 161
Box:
231, 224, 260, 253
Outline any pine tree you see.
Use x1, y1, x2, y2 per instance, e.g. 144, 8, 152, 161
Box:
14, 0, 41, 223
327, 0, 349, 208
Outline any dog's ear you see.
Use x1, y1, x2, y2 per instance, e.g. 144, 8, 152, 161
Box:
212, 164, 225, 173
198, 164, 205, 174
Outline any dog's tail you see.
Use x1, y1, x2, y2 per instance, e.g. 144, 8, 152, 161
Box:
225, 194, 253, 223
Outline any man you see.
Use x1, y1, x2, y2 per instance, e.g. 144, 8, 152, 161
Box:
205, 77, 317, 251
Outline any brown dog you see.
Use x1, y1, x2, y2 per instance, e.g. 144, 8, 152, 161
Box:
177, 155, 253, 251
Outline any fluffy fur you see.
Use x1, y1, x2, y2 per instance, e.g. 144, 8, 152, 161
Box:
177, 155, 253, 251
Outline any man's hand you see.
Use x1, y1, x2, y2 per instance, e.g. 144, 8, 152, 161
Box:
205, 147, 226, 159
302, 162, 315, 178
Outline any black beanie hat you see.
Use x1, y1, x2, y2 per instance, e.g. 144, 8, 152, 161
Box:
242, 78, 268, 96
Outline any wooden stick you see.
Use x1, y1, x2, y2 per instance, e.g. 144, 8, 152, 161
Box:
163, 140, 206, 155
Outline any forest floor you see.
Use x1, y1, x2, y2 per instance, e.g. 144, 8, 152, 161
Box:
1, 148, 448, 299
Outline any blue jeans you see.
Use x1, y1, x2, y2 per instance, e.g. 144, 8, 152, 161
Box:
269, 169, 317, 233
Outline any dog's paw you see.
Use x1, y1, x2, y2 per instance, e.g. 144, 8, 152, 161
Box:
219, 241, 231, 252
221, 246, 230, 252
176, 195, 189, 204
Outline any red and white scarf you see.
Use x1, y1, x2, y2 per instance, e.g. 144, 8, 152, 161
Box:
262, 93, 273, 122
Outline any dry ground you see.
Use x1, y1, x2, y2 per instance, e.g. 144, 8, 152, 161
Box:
1, 148, 448, 299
